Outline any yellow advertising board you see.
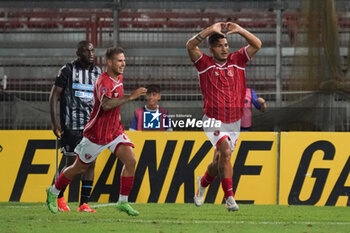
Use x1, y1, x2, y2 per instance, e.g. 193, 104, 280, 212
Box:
230, 131, 278, 205
0, 130, 278, 204
279, 132, 350, 206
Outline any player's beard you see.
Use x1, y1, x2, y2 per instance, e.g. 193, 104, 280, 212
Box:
80, 57, 94, 68
112, 66, 124, 76
87, 56, 94, 64
215, 55, 227, 62
213, 51, 228, 62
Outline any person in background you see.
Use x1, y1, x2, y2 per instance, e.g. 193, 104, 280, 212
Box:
240, 88, 267, 131
129, 84, 172, 131
49, 40, 102, 213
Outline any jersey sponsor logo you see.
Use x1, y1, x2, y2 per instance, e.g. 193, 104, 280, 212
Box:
75, 91, 93, 99
72, 83, 94, 91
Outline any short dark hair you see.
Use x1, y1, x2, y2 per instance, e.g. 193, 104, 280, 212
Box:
105, 47, 124, 60
208, 33, 226, 46
76, 40, 93, 56
146, 84, 161, 93
77, 40, 91, 50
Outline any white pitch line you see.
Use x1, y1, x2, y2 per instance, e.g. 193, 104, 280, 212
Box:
113, 219, 350, 226
3, 206, 30, 208
90, 203, 117, 208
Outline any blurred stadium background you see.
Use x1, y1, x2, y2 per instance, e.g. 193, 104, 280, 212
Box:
0, 0, 349, 131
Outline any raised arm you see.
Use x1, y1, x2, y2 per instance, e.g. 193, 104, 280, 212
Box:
226, 22, 262, 58
186, 22, 226, 62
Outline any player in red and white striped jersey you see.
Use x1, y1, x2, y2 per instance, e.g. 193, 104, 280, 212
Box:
46, 47, 147, 216
186, 22, 261, 211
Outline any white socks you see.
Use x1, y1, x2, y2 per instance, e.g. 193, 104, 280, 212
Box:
198, 183, 206, 196
119, 194, 128, 203
50, 184, 60, 195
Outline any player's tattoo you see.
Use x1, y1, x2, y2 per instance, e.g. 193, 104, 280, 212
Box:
195, 33, 204, 42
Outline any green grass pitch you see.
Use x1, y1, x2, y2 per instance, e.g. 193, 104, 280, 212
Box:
1, 202, 349, 233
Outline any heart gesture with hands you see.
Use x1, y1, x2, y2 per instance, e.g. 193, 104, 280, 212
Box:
225, 22, 243, 35
186, 21, 261, 63
211, 22, 242, 36
211, 22, 228, 36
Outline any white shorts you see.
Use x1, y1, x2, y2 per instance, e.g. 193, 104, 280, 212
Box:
202, 115, 240, 151
74, 133, 134, 164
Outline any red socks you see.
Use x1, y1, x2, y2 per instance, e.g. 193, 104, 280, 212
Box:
221, 177, 234, 199
54, 173, 71, 191
201, 172, 234, 199
200, 171, 217, 187
120, 176, 134, 196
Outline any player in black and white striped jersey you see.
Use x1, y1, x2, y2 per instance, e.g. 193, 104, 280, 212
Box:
49, 40, 102, 213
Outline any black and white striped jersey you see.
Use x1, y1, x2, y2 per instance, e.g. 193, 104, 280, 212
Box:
55, 59, 102, 131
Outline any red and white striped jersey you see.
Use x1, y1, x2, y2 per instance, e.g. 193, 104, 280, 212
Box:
194, 47, 250, 123
83, 71, 125, 144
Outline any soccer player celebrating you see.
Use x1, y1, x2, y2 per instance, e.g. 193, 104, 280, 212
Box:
186, 22, 261, 211
46, 47, 147, 216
